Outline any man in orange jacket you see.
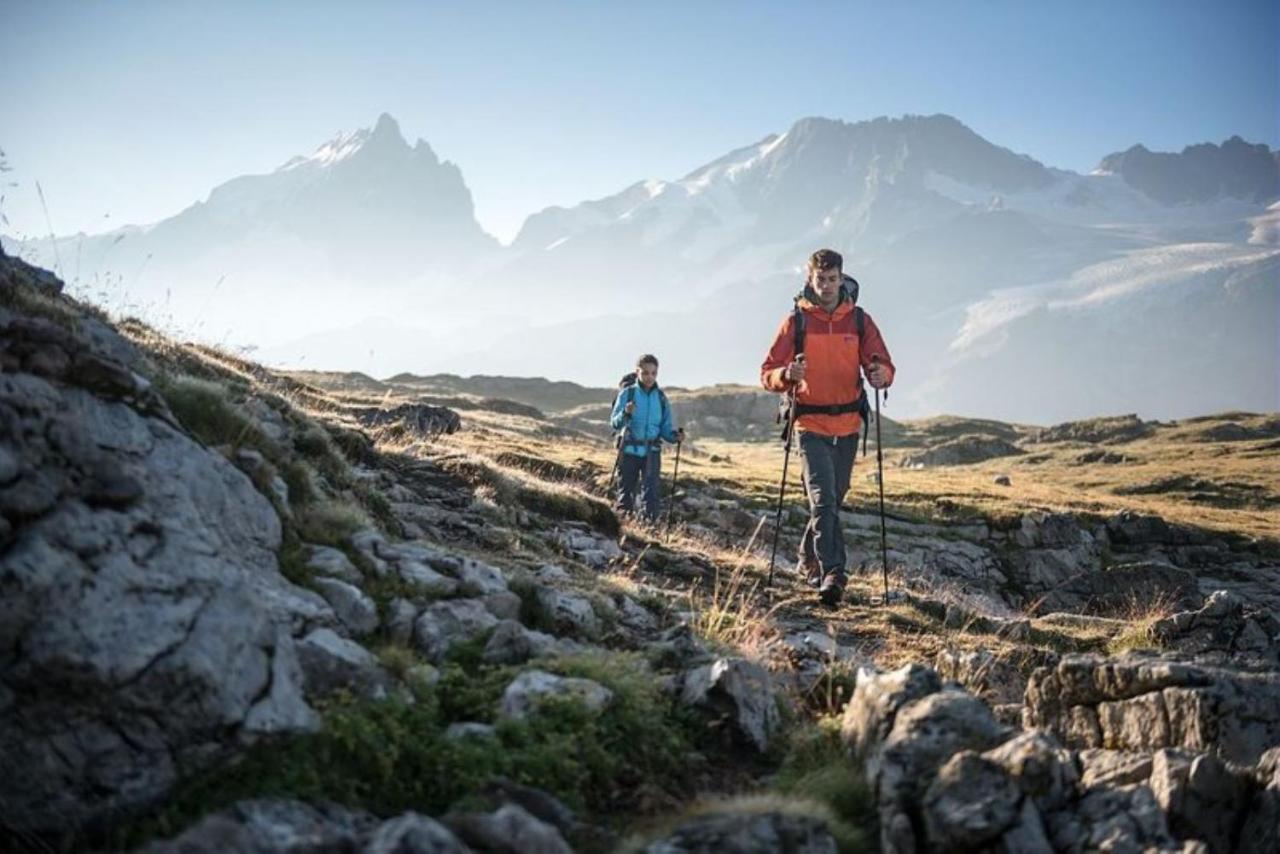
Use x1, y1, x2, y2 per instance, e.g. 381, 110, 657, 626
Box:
761, 248, 895, 606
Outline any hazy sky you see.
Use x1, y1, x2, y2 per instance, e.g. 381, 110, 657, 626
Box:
2, 0, 1277, 244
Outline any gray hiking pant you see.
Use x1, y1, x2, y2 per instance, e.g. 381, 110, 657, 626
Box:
618, 450, 663, 521
798, 430, 857, 578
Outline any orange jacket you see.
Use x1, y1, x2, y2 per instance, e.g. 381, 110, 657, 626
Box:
760, 288, 896, 437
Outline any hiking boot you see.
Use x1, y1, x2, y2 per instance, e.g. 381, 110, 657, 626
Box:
819, 572, 847, 607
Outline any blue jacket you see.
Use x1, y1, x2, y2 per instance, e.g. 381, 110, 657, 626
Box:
610, 383, 678, 457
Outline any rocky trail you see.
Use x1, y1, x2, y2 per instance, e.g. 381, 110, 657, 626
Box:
2, 245, 1279, 853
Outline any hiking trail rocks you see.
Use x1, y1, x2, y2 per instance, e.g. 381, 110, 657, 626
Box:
1023, 653, 1280, 765
842, 659, 1280, 853
680, 657, 783, 753
0, 301, 326, 834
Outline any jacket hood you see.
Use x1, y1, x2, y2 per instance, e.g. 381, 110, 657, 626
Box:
795, 274, 860, 312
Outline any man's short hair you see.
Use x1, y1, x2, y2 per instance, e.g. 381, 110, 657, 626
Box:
637, 354, 659, 369
808, 248, 843, 272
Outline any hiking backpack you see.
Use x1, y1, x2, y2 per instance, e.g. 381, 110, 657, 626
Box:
782, 275, 874, 453
613, 372, 669, 448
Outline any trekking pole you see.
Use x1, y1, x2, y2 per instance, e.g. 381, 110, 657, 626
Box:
872, 356, 890, 604
767, 356, 804, 590
664, 438, 683, 538
606, 415, 632, 500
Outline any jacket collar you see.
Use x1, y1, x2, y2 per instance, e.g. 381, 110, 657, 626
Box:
796, 283, 854, 317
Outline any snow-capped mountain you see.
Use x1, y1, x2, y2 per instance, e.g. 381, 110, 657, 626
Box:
469, 115, 1278, 421
9, 114, 496, 347
5, 113, 1276, 421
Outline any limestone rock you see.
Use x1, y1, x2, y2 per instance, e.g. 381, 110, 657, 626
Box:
839, 663, 942, 762
923, 751, 1021, 849
680, 658, 781, 753
305, 544, 362, 584
641, 808, 839, 853
1024, 653, 1280, 764
1152, 590, 1280, 667
498, 670, 613, 721
139, 798, 376, 853
413, 599, 499, 663
446, 802, 570, 854
534, 586, 601, 639
366, 812, 471, 854
312, 577, 379, 636
296, 628, 394, 702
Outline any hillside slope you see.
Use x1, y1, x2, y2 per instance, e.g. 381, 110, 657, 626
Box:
3, 251, 1279, 853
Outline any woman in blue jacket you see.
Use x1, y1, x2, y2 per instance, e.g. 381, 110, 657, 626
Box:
609, 354, 685, 521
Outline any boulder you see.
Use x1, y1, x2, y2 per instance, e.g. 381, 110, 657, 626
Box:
922, 751, 1022, 849
1149, 748, 1253, 854
139, 798, 376, 853
312, 577, 379, 636
412, 599, 499, 663
446, 802, 570, 854
1024, 653, 1280, 765
534, 586, 601, 639
498, 670, 613, 721
365, 812, 471, 854
1152, 590, 1280, 667
875, 690, 1009, 852
0, 329, 321, 834
296, 628, 394, 702
680, 658, 781, 753
839, 663, 942, 762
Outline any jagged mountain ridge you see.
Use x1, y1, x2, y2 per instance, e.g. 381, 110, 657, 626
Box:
5, 113, 1278, 421
6, 113, 497, 347
1097, 135, 1280, 205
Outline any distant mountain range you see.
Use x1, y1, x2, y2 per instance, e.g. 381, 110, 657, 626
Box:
6, 113, 1277, 422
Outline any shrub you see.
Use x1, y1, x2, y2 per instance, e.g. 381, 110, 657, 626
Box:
119, 651, 699, 848
771, 717, 877, 853
157, 374, 272, 455
296, 500, 371, 547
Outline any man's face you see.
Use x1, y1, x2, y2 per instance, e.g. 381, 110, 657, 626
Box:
637, 362, 658, 388
809, 265, 842, 304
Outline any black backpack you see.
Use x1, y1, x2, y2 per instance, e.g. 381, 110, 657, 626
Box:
784, 275, 874, 452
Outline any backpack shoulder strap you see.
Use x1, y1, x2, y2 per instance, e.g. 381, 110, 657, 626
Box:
792, 303, 806, 357
855, 306, 865, 338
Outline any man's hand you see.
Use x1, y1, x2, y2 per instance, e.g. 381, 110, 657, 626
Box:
676, 427, 686, 442
784, 357, 807, 384
624, 400, 636, 416
867, 362, 890, 389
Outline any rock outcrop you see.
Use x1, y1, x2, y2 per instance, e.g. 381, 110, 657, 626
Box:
1, 265, 328, 835
843, 660, 1280, 853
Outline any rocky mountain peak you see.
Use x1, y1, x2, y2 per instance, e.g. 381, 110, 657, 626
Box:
1097, 135, 1280, 204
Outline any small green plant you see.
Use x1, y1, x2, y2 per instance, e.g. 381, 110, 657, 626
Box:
157, 373, 273, 456
116, 650, 701, 849
296, 499, 371, 547
292, 422, 353, 488
771, 717, 877, 853
1106, 591, 1177, 655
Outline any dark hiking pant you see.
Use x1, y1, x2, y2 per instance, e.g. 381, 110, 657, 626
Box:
618, 450, 663, 521
798, 430, 857, 579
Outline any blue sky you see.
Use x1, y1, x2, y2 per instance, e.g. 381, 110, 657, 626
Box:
2, 0, 1276, 243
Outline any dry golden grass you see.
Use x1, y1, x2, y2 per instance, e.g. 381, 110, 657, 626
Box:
696, 423, 1279, 541
1105, 591, 1181, 655
265, 369, 1276, 673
